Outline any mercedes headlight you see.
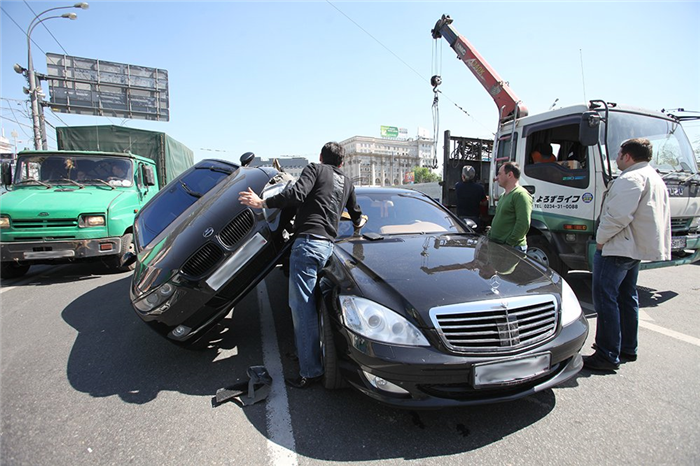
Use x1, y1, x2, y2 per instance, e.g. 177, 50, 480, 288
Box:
339, 296, 429, 346
561, 279, 583, 326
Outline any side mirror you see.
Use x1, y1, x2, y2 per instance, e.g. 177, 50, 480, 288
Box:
1, 162, 12, 186
240, 152, 255, 167
143, 166, 156, 186
579, 111, 601, 146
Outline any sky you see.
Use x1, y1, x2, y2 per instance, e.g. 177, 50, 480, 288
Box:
2, 0, 699, 169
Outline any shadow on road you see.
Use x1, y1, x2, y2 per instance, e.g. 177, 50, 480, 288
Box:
61, 274, 264, 404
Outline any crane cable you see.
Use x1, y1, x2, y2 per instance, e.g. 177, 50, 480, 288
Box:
430, 39, 442, 170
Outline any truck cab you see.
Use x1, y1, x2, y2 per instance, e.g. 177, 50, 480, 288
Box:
0, 150, 159, 278
490, 103, 700, 273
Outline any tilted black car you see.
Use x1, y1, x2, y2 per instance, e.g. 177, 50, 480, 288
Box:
317, 187, 588, 408
129, 157, 295, 345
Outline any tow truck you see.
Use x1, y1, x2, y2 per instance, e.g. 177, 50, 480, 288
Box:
431, 14, 700, 274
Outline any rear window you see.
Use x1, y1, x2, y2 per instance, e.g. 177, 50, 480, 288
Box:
136, 164, 234, 246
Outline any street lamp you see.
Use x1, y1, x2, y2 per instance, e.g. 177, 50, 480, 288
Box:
20, 3, 89, 150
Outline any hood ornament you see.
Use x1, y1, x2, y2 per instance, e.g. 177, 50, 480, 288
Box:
489, 275, 501, 295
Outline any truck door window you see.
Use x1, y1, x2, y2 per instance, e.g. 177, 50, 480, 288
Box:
523, 125, 590, 189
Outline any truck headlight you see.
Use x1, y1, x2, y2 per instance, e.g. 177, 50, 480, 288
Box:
561, 279, 583, 326
79, 215, 105, 228
0, 217, 9, 229
339, 296, 429, 347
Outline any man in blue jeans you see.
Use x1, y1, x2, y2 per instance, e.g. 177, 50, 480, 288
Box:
239, 142, 366, 388
583, 138, 670, 372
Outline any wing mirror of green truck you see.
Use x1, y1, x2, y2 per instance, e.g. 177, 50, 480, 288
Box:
579, 111, 601, 146
1, 162, 12, 186
142, 165, 157, 186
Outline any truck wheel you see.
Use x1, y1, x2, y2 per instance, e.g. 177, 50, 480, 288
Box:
318, 297, 346, 390
527, 236, 566, 275
107, 233, 136, 272
1, 262, 31, 279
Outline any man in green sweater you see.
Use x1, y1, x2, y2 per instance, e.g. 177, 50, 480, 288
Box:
488, 162, 532, 252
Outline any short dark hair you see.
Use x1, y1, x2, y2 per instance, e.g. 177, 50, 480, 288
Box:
320, 142, 345, 167
620, 138, 653, 162
501, 161, 521, 179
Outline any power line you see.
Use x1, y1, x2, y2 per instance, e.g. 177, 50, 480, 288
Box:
23, 0, 70, 55
0, 6, 48, 55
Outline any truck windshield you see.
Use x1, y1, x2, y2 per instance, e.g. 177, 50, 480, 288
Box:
604, 112, 698, 176
14, 154, 134, 187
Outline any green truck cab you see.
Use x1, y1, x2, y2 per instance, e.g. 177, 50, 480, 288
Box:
1, 126, 193, 278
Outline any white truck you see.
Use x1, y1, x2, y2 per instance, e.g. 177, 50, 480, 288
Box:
432, 14, 700, 274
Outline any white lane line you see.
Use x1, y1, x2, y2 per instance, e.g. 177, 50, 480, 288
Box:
258, 279, 298, 466
0, 285, 17, 294
639, 320, 700, 348
582, 301, 698, 347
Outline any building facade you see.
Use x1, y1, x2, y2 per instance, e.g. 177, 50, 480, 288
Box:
339, 134, 435, 186
250, 156, 308, 179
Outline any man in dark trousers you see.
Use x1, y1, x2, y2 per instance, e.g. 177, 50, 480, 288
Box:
454, 165, 486, 231
239, 142, 366, 388
583, 138, 670, 372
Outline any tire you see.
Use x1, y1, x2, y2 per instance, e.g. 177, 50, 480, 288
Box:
526, 235, 566, 276
1, 262, 31, 279
106, 233, 136, 272
318, 297, 346, 389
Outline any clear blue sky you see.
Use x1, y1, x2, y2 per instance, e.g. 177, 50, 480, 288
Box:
2, 0, 699, 167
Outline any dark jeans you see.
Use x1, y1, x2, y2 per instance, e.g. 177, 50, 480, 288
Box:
592, 250, 641, 364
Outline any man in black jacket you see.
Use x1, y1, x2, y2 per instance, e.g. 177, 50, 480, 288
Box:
239, 142, 365, 388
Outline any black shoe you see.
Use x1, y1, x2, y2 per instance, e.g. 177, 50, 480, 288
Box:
620, 352, 637, 362
583, 352, 619, 372
285, 375, 322, 389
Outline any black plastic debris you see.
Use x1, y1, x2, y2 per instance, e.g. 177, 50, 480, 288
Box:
212, 365, 272, 408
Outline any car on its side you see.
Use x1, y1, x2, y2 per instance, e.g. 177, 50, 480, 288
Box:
128, 156, 295, 345
316, 187, 588, 408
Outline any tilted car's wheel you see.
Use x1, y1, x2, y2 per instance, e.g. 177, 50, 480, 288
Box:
1, 262, 31, 279
318, 298, 346, 389
106, 233, 136, 272
527, 235, 566, 275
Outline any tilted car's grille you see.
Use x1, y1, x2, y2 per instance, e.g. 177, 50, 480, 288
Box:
218, 209, 255, 249
181, 242, 224, 277
429, 295, 558, 353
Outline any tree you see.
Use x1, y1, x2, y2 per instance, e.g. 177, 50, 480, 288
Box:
412, 166, 441, 183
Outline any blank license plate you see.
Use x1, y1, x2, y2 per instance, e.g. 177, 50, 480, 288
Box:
473, 353, 551, 388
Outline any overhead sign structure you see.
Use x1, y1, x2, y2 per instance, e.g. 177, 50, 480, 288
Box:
46, 53, 169, 121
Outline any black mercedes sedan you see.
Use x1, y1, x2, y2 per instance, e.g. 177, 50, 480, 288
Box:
128, 157, 295, 345
317, 187, 588, 408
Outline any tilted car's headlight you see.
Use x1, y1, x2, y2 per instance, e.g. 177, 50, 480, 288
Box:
133, 281, 179, 315
560, 279, 583, 326
339, 296, 429, 347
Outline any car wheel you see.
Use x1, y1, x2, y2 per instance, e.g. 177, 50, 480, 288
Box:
318, 298, 346, 389
527, 235, 566, 275
1, 262, 31, 279
106, 233, 136, 272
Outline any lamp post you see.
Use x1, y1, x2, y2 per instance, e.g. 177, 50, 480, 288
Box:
20, 3, 88, 150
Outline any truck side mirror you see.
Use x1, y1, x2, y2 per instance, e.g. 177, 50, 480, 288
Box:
579, 111, 601, 146
1, 162, 12, 186
143, 166, 156, 186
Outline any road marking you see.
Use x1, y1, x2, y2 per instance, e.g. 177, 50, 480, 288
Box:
0, 285, 17, 295
582, 301, 698, 347
258, 279, 298, 466
639, 320, 700, 348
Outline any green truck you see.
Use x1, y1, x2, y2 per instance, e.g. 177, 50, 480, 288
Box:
0, 125, 194, 278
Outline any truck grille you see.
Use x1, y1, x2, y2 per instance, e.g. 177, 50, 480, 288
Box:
670, 217, 691, 231
429, 295, 558, 353
11, 218, 77, 229
219, 209, 254, 249
181, 242, 224, 277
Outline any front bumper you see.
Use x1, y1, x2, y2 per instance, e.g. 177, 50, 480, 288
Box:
337, 314, 589, 409
1, 237, 121, 264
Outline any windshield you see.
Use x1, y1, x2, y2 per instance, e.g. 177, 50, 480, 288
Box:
604, 112, 698, 176
14, 154, 134, 187
135, 164, 233, 247
337, 191, 466, 239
